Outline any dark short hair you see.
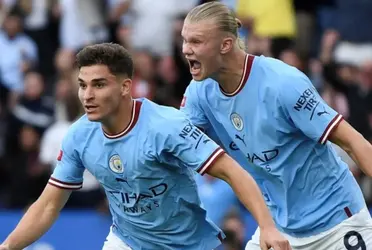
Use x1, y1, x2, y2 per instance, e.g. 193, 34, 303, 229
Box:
76, 43, 134, 79
7, 6, 25, 19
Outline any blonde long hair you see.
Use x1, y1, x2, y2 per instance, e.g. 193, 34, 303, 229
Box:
185, 1, 246, 50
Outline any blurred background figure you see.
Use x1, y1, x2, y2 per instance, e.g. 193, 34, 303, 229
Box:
0, 0, 372, 249
235, 0, 296, 58
221, 210, 246, 250
0, 6, 38, 109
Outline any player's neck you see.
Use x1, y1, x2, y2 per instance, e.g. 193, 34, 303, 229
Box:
214, 49, 247, 94
102, 98, 134, 136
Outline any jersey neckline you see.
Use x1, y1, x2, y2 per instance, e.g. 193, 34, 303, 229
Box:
103, 100, 142, 139
219, 54, 255, 97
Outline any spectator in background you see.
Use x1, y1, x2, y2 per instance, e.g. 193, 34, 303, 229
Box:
53, 76, 75, 121
54, 47, 76, 78
123, 0, 197, 57
0, 6, 38, 108
56, 0, 109, 51
3, 125, 49, 208
131, 50, 157, 100
293, 0, 335, 60
320, 30, 372, 142
108, 0, 133, 48
0, 0, 16, 26
221, 210, 245, 250
235, 0, 296, 58
18, 0, 58, 78
278, 48, 305, 73
4, 71, 54, 160
38, 83, 80, 170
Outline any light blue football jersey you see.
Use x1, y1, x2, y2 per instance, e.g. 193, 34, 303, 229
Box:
180, 54, 366, 237
49, 98, 225, 250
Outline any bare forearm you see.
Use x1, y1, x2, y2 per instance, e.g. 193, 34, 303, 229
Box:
2, 201, 59, 249
207, 154, 276, 229
225, 168, 275, 229
346, 134, 372, 177
329, 120, 372, 176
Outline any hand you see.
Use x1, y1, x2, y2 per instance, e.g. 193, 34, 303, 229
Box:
260, 227, 291, 250
321, 29, 340, 50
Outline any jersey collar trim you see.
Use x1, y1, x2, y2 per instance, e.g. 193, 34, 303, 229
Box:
103, 100, 142, 139
220, 54, 254, 97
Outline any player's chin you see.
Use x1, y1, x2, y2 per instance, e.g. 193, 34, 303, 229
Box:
86, 112, 103, 122
191, 71, 208, 81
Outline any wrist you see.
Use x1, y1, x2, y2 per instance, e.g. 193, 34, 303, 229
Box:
258, 218, 276, 230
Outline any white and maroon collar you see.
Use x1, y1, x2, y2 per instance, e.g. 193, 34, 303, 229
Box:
220, 54, 255, 97
103, 100, 142, 139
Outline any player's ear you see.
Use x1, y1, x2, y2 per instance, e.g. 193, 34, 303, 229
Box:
120, 77, 132, 96
220, 37, 233, 55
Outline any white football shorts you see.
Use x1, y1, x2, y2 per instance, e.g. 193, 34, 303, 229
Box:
245, 207, 372, 250
102, 227, 132, 250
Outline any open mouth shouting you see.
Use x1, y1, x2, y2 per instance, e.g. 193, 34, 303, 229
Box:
188, 59, 201, 76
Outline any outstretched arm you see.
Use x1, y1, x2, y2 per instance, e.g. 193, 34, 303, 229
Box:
330, 119, 372, 177
1, 185, 71, 250
206, 153, 291, 250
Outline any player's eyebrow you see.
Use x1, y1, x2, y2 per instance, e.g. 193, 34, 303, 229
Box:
78, 77, 107, 83
182, 32, 205, 40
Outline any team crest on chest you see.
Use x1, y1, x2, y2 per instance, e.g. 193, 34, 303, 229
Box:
109, 154, 124, 174
230, 113, 244, 131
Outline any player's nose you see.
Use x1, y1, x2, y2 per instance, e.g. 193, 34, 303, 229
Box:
83, 86, 95, 100
182, 42, 193, 56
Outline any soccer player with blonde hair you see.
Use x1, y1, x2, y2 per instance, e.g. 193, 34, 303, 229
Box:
181, 2, 372, 250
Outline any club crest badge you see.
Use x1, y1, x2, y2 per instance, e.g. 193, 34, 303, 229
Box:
230, 113, 243, 131
109, 154, 124, 174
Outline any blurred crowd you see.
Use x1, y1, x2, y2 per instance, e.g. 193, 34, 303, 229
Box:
0, 0, 372, 249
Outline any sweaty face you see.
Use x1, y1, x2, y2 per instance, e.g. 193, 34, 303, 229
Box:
78, 65, 122, 122
181, 20, 222, 81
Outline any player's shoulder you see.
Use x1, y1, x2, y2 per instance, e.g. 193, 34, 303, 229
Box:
140, 98, 189, 132
64, 114, 100, 143
255, 55, 309, 90
141, 98, 187, 123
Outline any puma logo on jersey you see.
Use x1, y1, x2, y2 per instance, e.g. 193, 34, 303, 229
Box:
235, 134, 246, 146
317, 107, 329, 116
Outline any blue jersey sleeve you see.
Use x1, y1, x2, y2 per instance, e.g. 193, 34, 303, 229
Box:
180, 81, 210, 130
48, 127, 85, 190
151, 113, 225, 175
278, 71, 343, 144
